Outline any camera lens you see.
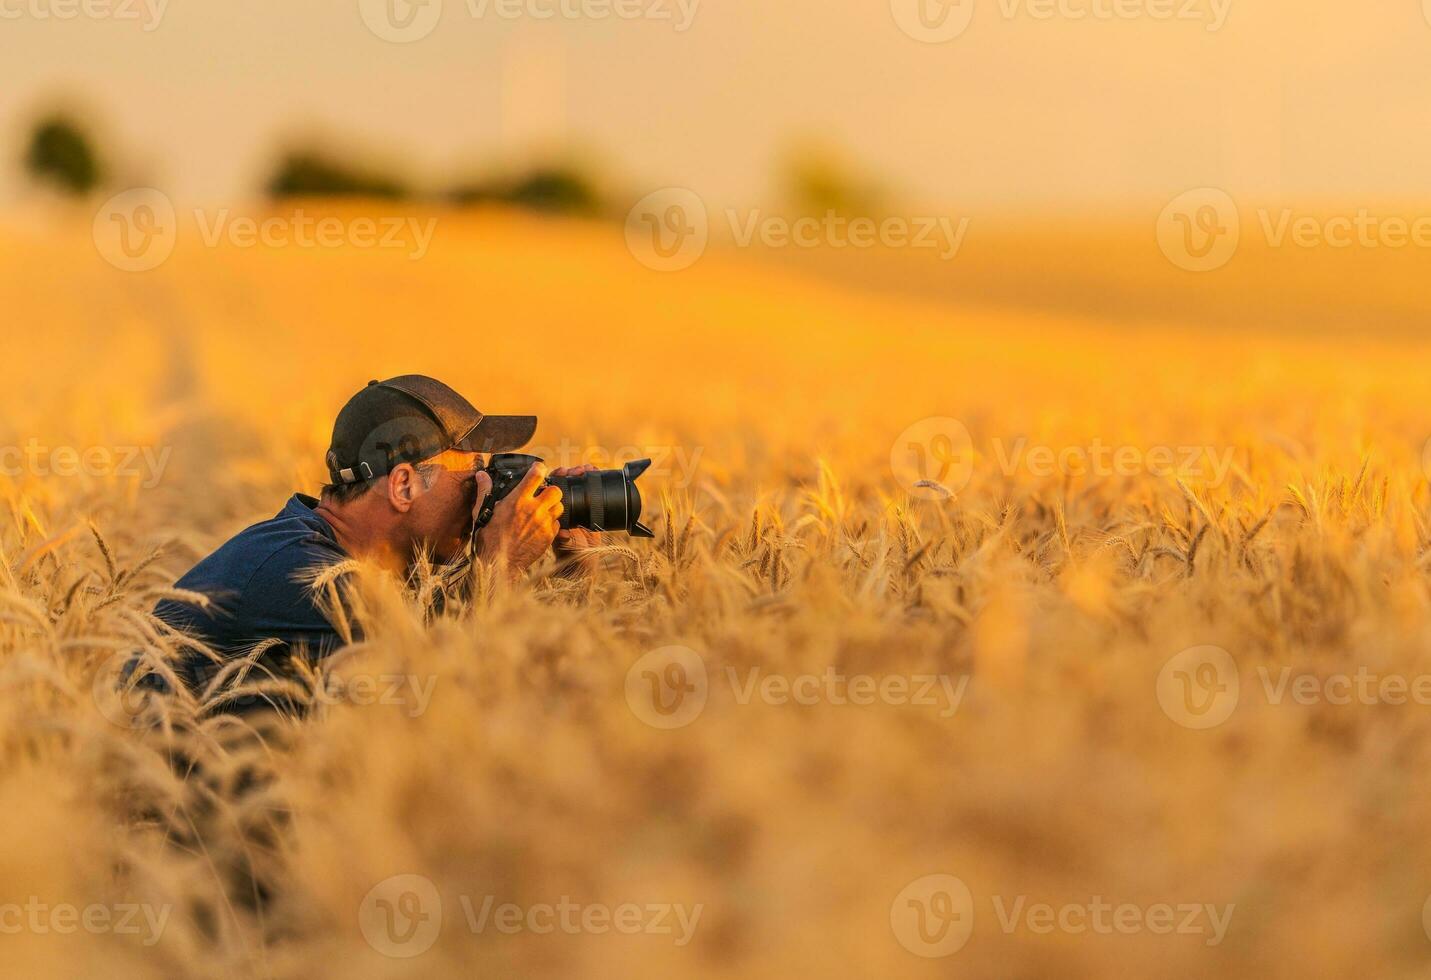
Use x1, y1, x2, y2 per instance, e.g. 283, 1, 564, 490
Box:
547, 459, 653, 537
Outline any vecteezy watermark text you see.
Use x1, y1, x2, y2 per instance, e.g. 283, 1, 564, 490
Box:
727, 667, 967, 718
461, 895, 702, 945
1156, 646, 1431, 731
466, 0, 699, 28
990, 438, 1234, 484
726, 210, 969, 261
1255, 208, 1431, 250
890, 418, 1237, 500
357, 874, 701, 958
989, 895, 1234, 945
889, 874, 1233, 959
1257, 666, 1431, 706
0, 0, 168, 30
313, 672, 438, 717
625, 188, 970, 272
994, 0, 1231, 29
193, 210, 436, 259
624, 646, 969, 729
889, 0, 1231, 44
0, 440, 170, 488
0, 898, 171, 946
94, 649, 439, 729
93, 189, 438, 272
358, 0, 700, 43
1158, 189, 1431, 272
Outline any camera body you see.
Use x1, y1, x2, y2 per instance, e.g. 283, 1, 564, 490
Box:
475, 454, 654, 538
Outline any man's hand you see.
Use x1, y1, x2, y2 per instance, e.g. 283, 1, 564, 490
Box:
472, 462, 563, 579
549, 464, 604, 575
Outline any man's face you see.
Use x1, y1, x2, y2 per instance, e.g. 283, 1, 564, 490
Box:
403, 449, 484, 563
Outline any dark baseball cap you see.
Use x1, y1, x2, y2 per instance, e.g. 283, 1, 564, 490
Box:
325, 375, 537, 485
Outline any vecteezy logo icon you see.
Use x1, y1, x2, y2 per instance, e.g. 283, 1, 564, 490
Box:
358, 0, 443, 43
93, 188, 177, 272
1156, 188, 1240, 273
625, 188, 709, 272
625, 645, 708, 729
889, 0, 975, 43
890, 874, 974, 957
1157, 645, 1239, 729
359, 874, 443, 958
891, 417, 975, 499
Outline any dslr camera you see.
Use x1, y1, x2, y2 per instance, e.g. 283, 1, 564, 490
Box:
474, 454, 654, 538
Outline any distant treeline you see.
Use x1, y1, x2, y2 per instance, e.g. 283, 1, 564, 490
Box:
20, 111, 606, 215
21, 110, 885, 219
265, 148, 603, 215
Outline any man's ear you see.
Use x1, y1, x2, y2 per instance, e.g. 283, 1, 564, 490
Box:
386, 464, 419, 513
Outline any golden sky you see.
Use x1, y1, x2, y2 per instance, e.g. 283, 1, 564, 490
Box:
0, 0, 1424, 210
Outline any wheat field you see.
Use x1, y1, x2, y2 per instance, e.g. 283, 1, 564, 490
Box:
3, 205, 1431, 978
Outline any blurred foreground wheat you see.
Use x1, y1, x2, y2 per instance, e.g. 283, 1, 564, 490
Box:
3, 209, 1431, 978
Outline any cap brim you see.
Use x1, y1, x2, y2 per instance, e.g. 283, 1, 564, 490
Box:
455, 415, 538, 454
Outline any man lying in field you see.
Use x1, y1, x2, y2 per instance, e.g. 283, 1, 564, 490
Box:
149, 375, 600, 706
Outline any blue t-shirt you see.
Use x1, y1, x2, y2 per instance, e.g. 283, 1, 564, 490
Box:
154, 494, 354, 696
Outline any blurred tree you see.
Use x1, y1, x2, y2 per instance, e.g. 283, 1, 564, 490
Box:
266, 149, 410, 200
781, 144, 884, 217
449, 165, 602, 215
23, 114, 104, 196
